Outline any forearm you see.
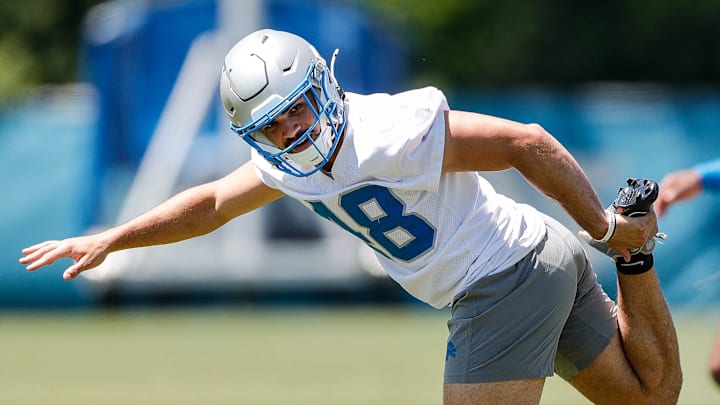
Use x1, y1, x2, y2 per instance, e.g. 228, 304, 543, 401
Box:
444, 113, 610, 238
102, 183, 228, 253
512, 125, 607, 239
20, 162, 281, 280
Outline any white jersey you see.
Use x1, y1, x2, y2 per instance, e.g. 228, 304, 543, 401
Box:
252, 87, 546, 308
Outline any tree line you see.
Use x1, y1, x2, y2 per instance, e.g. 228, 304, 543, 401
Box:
1, 0, 718, 103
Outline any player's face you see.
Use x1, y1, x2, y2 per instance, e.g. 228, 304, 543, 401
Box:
259, 93, 320, 153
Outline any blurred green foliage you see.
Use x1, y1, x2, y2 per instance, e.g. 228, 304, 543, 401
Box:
0, 1, 103, 103
1, 0, 719, 103
368, 0, 720, 89
0, 308, 717, 404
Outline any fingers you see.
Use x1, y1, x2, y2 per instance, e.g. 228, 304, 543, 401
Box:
63, 262, 83, 281
20, 240, 59, 257
654, 199, 668, 217
19, 236, 107, 281
62, 253, 96, 281
606, 213, 657, 255
655, 188, 678, 217
616, 247, 631, 262
19, 241, 66, 271
655, 170, 703, 217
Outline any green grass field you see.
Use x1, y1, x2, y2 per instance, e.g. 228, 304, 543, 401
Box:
0, 306, 717, 404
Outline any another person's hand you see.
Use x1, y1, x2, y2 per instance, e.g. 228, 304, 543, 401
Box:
655, 169, 703, 217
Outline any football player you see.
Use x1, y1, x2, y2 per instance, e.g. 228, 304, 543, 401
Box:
21, 29, 681, 404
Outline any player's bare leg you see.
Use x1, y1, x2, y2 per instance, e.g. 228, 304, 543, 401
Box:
568, 268, 681, 404
444, 379, 544, 405
443, 267, 681, 405
573, 178, 681, 403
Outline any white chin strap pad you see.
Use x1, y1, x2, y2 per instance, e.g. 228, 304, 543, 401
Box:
284, 126, 334, 167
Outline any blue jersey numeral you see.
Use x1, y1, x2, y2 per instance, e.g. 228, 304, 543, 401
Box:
308, 185, 435, 262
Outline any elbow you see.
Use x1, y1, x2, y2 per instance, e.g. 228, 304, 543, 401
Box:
514, 122, 554, 150
644, 369, 683, 405
525, 122, 551, 140
510, 122, 556, 164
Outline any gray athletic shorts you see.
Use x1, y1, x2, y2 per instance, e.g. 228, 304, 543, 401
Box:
444, 214, 618, 384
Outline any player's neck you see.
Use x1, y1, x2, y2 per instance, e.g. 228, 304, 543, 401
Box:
320, 130, 346, 178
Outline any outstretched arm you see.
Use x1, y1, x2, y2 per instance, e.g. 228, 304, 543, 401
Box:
19, 162, 284, 280
442, 110, 657, 259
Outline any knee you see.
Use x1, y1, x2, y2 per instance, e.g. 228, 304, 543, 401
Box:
634, 366, 682, 405
668, 370, 683, 400
652, 368, 683, 404
611, 372, 682, 405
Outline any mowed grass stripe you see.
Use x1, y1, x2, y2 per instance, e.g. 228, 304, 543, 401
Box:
0, 308, 717, 404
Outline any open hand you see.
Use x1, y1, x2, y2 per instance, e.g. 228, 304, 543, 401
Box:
19, 235, 109, 280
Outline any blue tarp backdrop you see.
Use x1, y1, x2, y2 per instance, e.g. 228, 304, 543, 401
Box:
2, 0, 719, 308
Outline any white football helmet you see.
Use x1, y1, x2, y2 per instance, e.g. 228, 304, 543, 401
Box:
219, 29, 346, 177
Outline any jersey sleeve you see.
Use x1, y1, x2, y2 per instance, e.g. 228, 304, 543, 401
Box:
251, 149, 284, 190
695, 157, 720, 191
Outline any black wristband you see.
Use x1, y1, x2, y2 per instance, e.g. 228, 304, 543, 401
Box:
616, 253, 654, 275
